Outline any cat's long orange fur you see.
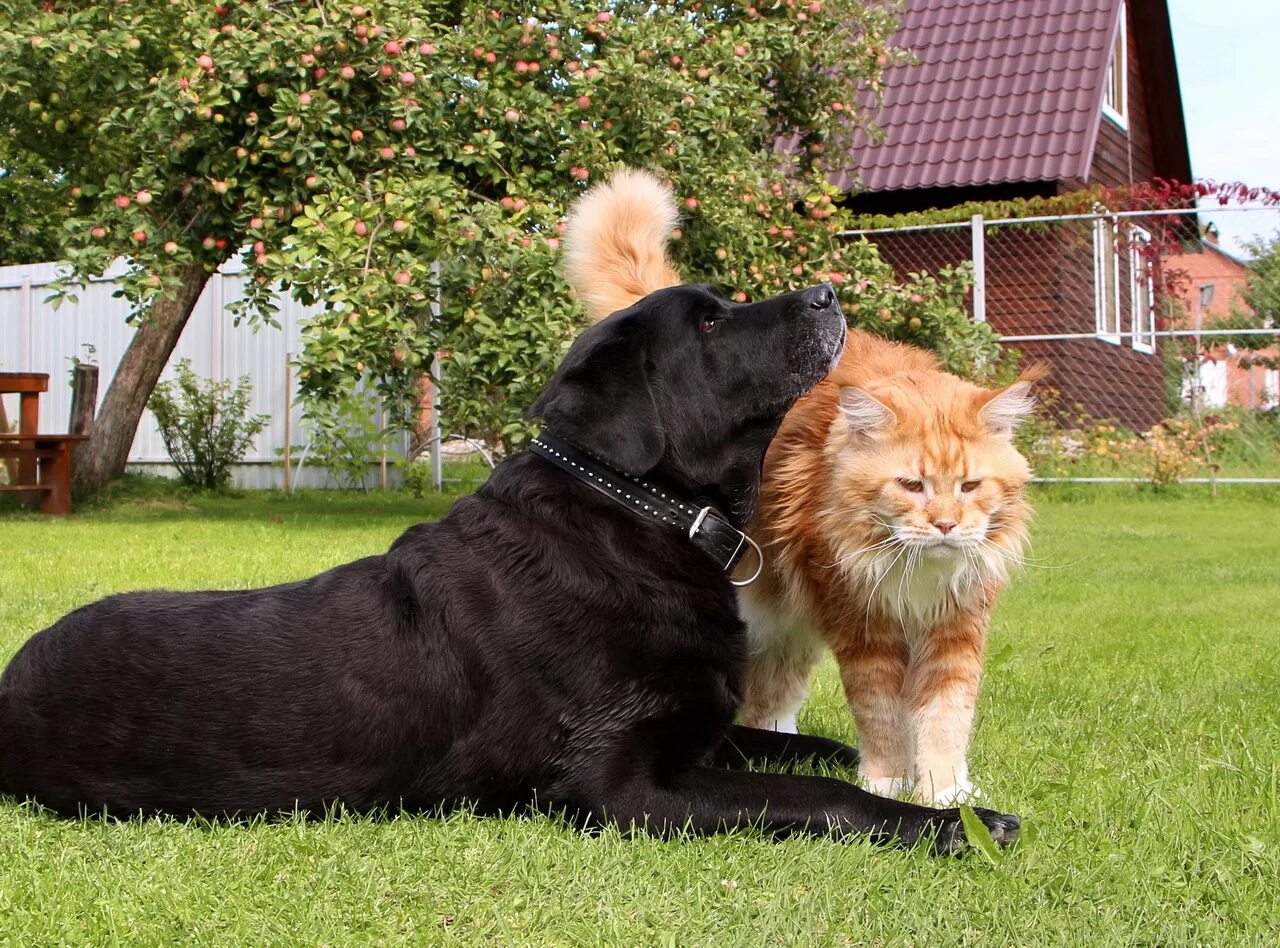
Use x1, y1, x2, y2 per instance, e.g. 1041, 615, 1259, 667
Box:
562, 170, 1043, 804
737, 342, 1044, 802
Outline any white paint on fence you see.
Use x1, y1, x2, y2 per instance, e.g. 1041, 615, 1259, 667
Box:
0, 258, 403, 489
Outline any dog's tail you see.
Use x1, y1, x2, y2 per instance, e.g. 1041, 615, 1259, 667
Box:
564, 169, 683, 323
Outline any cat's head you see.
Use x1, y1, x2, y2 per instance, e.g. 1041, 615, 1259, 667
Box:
827, 366, 1046, 574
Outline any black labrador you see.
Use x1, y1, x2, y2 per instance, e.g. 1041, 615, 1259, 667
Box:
0, 282, 1018, 851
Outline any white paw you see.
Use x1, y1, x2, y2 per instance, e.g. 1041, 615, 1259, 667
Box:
929, 778, 983, 806
770, 713, 799, 735
864, 775, 914, 797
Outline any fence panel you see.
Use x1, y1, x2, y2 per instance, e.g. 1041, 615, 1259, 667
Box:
0, 260, 410, 489
845, 206, 1280, 484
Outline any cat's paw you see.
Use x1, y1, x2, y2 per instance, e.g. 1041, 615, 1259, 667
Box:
928, 778, 982, 806
865, 775, 914, 798
923, 806, 1021, 855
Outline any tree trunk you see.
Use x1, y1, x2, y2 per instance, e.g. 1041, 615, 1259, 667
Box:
73, 263, 211, 490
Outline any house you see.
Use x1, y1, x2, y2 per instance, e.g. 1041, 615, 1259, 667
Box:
1170, 226, 1279, 409
839, 0, 1193, 429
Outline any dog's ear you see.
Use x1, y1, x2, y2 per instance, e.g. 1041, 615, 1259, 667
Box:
527, 315, 666, 475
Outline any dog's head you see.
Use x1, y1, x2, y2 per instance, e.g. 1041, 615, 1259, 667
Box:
529, 282, 845, 525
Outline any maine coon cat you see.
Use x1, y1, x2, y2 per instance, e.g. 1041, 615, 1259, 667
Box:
735, 335, 1043, 804
563, 169, 1041, 805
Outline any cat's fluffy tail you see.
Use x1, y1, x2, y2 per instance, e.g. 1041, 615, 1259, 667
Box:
564, 169, 683, 323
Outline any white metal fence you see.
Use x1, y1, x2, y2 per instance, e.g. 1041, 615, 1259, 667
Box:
6, 206, 1277, 492
0, 258, 414, 489
844, 205, 1280, 484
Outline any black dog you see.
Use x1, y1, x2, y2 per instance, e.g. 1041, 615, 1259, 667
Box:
0, 283, 1018, 851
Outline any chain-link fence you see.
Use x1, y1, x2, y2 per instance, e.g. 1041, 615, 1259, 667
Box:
845, 206, 1280, 484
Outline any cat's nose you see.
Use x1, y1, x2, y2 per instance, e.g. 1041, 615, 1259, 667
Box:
934, 520, 957, 535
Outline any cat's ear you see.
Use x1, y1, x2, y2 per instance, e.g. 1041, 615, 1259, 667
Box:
980, 363, 1049, 434
980, 382, 1035, 434
838, 387, 895, 435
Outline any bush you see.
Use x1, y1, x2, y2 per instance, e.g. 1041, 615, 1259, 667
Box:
148, 360, 268, 490
1012, 390, 1275, 487
300, 387, 402, 491
1202, 405, 1280, 472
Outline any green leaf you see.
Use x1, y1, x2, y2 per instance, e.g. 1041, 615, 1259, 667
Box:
959, 805, 1003, 866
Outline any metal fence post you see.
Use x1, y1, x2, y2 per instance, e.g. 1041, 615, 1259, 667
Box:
283, 351, 293, 495
21, 275, 33, 370
210, 271, 224, 381
971, 214, 986, 323
430, 260, 443, 491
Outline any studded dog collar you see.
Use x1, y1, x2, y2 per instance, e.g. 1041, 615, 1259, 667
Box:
529, 434, 764, 586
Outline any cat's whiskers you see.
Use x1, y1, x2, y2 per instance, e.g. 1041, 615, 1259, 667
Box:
977, 537, 1062, 571
962, 543, 1001, 585
822, 535, 899, 569
864, 542, 910, 613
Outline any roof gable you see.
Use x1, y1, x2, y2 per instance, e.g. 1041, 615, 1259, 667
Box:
836, 0, 1186, 194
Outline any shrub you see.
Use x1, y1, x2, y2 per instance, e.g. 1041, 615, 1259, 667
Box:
1014, 391, 1263, 488
300, 387, 402, 491
1135, 416, 1234, 490
1202, 405, 1280, 472
148, 360, 268, 489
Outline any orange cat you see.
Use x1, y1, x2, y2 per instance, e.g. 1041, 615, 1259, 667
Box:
736, 337, 1044, 803
563, 170, 1042, 804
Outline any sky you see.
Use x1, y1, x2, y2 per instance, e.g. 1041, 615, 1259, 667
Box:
1167, 0, 1280, 256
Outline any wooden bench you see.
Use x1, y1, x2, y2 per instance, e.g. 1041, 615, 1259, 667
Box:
0, 433, 88, 515
0, 372, 90, 516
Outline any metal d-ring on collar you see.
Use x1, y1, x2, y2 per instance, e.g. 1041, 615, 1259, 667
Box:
529, 434, 766, 585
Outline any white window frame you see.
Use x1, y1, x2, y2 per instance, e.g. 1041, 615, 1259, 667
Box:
1093, 218, 1122, 344
1129, 225, 1156, 353
1264, 368, 1280, 409
1102, 2, 1128, 128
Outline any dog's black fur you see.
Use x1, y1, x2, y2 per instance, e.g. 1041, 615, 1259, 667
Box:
0, 282, 1018, 851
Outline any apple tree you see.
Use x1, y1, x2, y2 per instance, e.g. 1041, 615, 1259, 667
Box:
0, 140, 68, 266
2, 1, 978, 481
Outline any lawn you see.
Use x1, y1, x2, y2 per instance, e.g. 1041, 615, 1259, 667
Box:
2, 483, 1278, 944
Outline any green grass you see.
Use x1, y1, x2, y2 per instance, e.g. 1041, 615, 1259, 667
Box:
2, 483, 1279, 944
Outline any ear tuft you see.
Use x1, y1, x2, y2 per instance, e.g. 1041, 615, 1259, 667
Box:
981, 381, 1037, 433
838, 387, 895, 434
563, 169, 684, 323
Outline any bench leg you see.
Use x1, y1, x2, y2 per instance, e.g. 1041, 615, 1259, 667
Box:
18, 393, 39, 488
39, 445, 73, 515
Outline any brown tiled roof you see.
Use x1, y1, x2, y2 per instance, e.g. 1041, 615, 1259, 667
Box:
836, 0, 1124, 193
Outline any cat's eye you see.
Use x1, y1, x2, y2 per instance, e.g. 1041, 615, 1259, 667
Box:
896, 478, 924, 493
960, 480, 982, 493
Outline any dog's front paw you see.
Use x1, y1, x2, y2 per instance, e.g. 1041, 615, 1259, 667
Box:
915, 806, 1021, 855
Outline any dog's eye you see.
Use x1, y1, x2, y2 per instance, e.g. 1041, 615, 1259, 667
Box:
960, 479, 982, 493
700, 318, 719, 334
896, 478, 924, 493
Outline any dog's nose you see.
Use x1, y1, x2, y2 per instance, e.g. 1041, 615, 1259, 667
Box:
805, 284, 836, 311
